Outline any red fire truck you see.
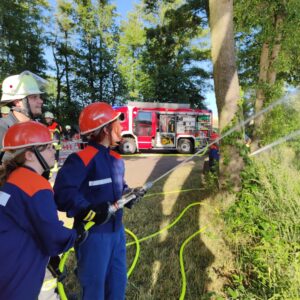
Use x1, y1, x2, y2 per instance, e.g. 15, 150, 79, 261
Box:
114, 101, 213, 154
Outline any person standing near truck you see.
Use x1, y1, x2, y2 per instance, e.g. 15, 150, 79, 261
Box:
54, 102, 145, 300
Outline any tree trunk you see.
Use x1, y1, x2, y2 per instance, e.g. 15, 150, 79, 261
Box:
252, 13, 283, 150
267, 15, 283, 85
111, 72, 116, 105
209, 0, 242, 189
99, 38, 104, 101
87, 41, 95, 100
251, 42, 270, 150
63, 31, 71, 104
52, 41, 61, 110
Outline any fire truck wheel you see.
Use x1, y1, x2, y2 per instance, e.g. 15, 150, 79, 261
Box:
119, 138, 137, 154
177, 139, 194, 154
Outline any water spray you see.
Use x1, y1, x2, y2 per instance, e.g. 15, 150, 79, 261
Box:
250, 129, 300, 157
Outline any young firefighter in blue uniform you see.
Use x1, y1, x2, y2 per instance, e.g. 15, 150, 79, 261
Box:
0, 121, 87, 300
54, 102, 144, 300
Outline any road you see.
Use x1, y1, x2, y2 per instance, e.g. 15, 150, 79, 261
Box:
123, 153, 205, 187
52, 151, 206, 188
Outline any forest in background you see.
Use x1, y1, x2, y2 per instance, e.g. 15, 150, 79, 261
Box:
0, 0, 211, 124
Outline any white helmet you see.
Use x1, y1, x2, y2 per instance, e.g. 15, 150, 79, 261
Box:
1, 71, 45, 103
44, 111, 54, 119
65, 125, 71, 130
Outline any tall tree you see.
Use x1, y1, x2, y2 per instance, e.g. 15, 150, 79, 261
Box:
142, 0, 210, 106
117, 6, 147, 100
209, 0, 242, 187
126, 0, 210, 107
49, 0, 122, 124
234, 0, 300, 148
70, 0, 121, 105
0, 0, 49, 80
47, 0, 77, 121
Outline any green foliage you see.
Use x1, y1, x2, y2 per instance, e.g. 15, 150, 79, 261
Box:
117, 6, 147, 100
46, 0, 126, 124
260, 100, 300, 146
1, 0, 212, 115
235, 0, 300, 84
117, 0, 210, 107
234, 0, 300, 122
0, 0, 49, 80
140, 0, 210, 107
223, 146, 300, 299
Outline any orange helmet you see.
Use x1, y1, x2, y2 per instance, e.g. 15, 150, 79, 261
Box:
2, 121, 54, 151
79, 102, 120, 135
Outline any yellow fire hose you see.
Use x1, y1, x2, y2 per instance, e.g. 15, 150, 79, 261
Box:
55, 147, 210, 299
56, 198, 217, 300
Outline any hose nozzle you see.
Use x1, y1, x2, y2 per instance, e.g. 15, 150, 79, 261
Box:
109, 181, 153, 213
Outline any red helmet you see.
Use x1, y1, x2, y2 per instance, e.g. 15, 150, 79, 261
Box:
79, 102, 120, 135
210, 132, 220, 141
2, 121, 53, 151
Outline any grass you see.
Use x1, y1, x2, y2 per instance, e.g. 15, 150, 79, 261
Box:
223, 146, 300, 299
123, 157, 232, 300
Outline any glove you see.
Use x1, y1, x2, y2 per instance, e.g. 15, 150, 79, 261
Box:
124, 187, 146, 209
74, 222, 89, 247
76, 202, 111, 225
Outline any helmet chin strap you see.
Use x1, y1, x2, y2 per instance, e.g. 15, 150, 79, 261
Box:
32, 147, 50, 172
12, 97, 34, 119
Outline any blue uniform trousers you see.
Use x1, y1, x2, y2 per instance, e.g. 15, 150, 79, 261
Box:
76, 226, 127, 300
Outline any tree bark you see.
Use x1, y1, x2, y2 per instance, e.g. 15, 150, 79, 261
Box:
87, 41, 95, 100
209, 0, 242, 189
267, 14, 283, 84
252, 13, 283, 150
251, 42, 270, 150
63, 31, 71, 104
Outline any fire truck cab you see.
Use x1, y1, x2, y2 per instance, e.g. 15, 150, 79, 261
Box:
114, 101, 212, 154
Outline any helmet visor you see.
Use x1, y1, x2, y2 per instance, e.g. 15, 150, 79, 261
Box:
18, 70, 48, 94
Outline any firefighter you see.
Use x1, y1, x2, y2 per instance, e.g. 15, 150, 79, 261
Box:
64, 124, 78, 141
0, 121, 86, 300
0, 71, 45, 151
208, 131, 220, 171
1, 106, 10, 118
44, 111, 62, 171
54, 102, 145, 300
64, 124, 72, 140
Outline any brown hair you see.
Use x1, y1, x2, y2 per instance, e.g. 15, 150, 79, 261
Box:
89, 121, 119, 146
0, 152, 26, 186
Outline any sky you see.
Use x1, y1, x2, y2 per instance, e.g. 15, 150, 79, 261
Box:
113, 0, 137, 18
47, 0, 218, 120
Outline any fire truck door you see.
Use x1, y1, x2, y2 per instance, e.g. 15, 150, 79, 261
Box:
133, 111, 155, 149
155, 114, 176, 148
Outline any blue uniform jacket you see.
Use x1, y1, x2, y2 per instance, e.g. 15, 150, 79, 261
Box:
0, 167, 76, 300
54, 142, 127, 233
